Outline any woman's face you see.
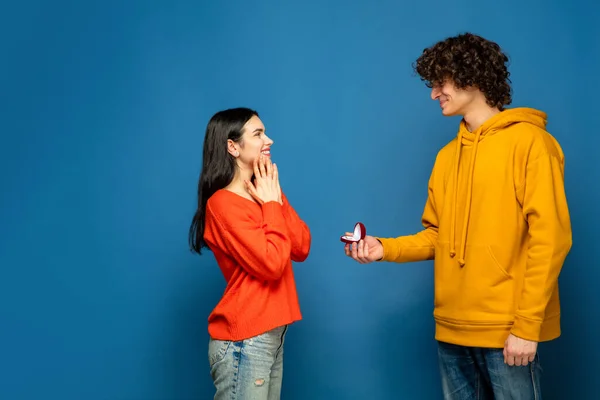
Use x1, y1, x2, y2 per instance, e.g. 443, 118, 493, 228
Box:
229, 115, 274, 170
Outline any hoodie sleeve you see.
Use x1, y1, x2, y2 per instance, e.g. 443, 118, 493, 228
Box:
512, 152, 572, 341
376, 169, 438, 263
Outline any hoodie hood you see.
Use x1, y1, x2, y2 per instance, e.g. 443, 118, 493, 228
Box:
449, 107, 548, 266
458, 107, 548, 145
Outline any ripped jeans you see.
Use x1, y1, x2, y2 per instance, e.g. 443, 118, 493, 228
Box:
208, 325, 288, 400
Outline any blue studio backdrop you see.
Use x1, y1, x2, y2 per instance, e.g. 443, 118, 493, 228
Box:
1, 1, 598, 399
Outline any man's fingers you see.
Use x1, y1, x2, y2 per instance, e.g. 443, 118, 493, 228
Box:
504, 351, 535, 367
351, 243, 358, 259
357, 241, 372, 263
521, 352, 535, 366
345, 241, 373, 264
358, 240, 370, 263
351, 242, 366, 263
344, 244, 351, 257
361, 242, 370, 262
514, 357, 522, 367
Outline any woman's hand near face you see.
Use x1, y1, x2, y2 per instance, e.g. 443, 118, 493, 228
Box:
245, 156, 281, 205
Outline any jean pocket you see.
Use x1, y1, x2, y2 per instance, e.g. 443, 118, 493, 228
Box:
208, 339, 231, 367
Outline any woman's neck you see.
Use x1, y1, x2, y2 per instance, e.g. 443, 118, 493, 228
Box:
224, 168, 255, 201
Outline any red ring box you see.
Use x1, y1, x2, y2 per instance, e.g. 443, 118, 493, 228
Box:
340, 222, 366, 243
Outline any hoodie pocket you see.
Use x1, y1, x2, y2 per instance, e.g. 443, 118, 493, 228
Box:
434, 242, 515, 320
485, 245, 510, 278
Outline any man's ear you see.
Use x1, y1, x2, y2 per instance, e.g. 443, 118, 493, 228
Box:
227, 139, 239, 157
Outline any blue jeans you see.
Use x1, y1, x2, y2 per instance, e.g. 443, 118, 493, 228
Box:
438, 341, 542, 400
208, 325, 288, 400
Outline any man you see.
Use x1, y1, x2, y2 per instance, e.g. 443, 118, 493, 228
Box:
344, 32, 572, 399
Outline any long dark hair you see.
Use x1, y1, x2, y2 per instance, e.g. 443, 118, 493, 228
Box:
188, 107, 259, 254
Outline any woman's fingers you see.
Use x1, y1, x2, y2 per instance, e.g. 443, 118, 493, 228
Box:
244, 179, 255, 196
245, 180, 263, 205
273, 163, 282, 203
253, 158, 261, 179
249, 156, 280, 204
258, 156, 267, 178
265, 157, 273, 178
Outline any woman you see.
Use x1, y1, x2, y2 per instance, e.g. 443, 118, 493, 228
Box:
188, 107, 311, 399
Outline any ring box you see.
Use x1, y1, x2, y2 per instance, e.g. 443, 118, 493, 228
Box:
340, 222, 366, 244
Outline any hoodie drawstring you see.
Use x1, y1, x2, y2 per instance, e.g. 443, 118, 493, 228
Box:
447, 108, 547, 267
448, 132, 462, 259
449, 130, 482, 267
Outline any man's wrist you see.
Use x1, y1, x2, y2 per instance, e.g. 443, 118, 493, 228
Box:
511, 314, 543, 342
376, 238, 384, 261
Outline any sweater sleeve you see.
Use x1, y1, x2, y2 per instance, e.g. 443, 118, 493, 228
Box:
281, 193, 311, 262
512, 153, 572, 341
208, 200, 292, 281
376, 169, 439, 263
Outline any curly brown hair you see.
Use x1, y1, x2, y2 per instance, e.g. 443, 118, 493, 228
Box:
413, 32, 512, 110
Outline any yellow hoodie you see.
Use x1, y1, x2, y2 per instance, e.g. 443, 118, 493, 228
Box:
377, 107, 572, 348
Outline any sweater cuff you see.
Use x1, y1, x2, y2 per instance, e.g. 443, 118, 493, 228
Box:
511, 314, 542, 342
261, 201, 285, 225
375, 237, 399, 262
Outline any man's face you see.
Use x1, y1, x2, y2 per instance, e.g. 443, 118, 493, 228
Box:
430, 81, 478, 117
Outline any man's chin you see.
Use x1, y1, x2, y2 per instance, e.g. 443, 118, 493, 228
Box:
441, 108, 457, 117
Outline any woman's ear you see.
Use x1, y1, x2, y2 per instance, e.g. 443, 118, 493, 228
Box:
227, 139, 239, 157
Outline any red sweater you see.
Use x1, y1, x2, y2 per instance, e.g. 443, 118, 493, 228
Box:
203, 189, 311, 341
